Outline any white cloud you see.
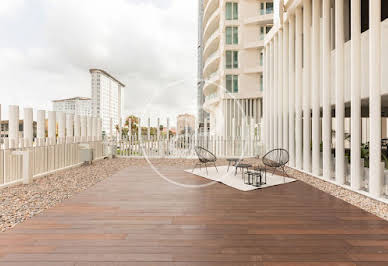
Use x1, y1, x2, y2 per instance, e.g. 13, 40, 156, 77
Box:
0, 0, 24, 16
0, 0, 198, 125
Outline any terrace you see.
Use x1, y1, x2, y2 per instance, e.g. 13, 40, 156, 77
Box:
0, 104, 387, 264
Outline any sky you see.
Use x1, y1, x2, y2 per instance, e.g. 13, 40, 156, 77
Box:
0, 0, 198, 126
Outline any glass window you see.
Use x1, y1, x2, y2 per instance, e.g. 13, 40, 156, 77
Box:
260, 27, 265, 40
260, 51, 264, 66
226, 75, 238, 93
226, 27, 238, 44
266, 2, 273, 14
233, 27, 238, 44
266, 25, 272, 33
260, 3, 265, 15
226, 51, 232, 68
233, 3, 238, 19
226, 75, 233, 92
233, 75, 238, 92
226, 2, 238, 20
233, 51, 238, 68
226, 3, 232, 20
226, 51, 238, 69
260, 74, 263, 91
226, 27, 233, 44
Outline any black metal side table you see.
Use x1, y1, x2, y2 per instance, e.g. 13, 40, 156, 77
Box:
226, 158, 243, 172
235, 163, 252, 181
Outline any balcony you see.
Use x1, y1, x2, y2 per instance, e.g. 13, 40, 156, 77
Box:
203, 91, 220, 111
244, 13, 274, 25
203, 0, 219, 27
203, 71, 220, 95
203, 8, 220, 44
244, 40, 264, 49
203, 30, 220, 59
203, 51, 220, 78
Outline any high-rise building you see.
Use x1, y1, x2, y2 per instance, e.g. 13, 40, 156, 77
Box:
52, 97, 92, 116
90, 69, 125, 135
200, 0, 274, 137
197, 0, 207, 130
177, 114, 196, 135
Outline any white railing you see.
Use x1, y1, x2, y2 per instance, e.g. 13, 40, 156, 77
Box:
116, 134, 264, 159
0, 103, 109, 189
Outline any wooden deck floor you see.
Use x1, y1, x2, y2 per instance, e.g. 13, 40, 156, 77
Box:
1, 164, 388, 265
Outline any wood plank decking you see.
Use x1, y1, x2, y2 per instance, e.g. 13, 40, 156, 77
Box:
1, 164, 388, 265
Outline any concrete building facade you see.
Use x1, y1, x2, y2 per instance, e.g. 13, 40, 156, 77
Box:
264, 0, 388, 200
52, 97, 92, 117
201, 0, 274, 137
90, 69, 125, 135
177, 114, 196, 135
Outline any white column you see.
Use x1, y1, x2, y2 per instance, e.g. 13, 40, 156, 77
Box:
351, 0, 362, 190
322, 0, 332, 180
92, 117, 97, 141
48, 111, 56, 145
66, 114, 74, 143
269, 41, 274, 150
278, 30, 283, 149
295, 7, 303, 169
74, 115, 81, 142
263, 46, 267, 147
303, 0, 312, 172
335, 0, 345, 184
147, 118, 151, 140
138, 118, 142, 139
23, 108, 33, 147
58, 112, 66, 144
264, 46, 269, 149
283, 22, 289, 152
369, 0, 382, 197
97, 118, 102, 141
289, 15, 295, 166
87, 116, 93, 141
274, 34, 278, 148
109, 118, 113, 139
37, 110, 45, 146
81, 116, 87, 142
312, 0, 321, 175
8, 105, 19, 149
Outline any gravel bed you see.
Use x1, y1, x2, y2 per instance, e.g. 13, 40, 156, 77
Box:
286, 167, 388, 221
1, 157, 387, 232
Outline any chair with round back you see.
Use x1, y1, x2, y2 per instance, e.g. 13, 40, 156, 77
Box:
193, 146, 218, 175
262, 149, 289, 180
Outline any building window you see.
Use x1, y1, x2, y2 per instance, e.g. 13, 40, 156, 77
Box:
260, 3, 265, 15
260, 51, 264, 66
260, 74, 263, 91
226, 2, 238, 20
226, 75, 238, 93
260, 25, 273, 40
266, 2, 274, 14
226, 26, 238, 44
226, 51, 238, 69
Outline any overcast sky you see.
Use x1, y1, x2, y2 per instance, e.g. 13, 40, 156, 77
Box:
0, 0, 198, 126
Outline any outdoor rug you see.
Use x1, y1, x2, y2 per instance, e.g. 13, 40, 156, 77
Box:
184, 165, 296, 191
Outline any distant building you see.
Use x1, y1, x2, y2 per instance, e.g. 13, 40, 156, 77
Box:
177, 114, 196, 135
0, 120, 37, 139
52, 97, 92, 116
90, 69, 125, 135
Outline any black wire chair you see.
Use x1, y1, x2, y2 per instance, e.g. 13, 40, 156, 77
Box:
262, 149, 289, 181
193, 146, 218, 175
